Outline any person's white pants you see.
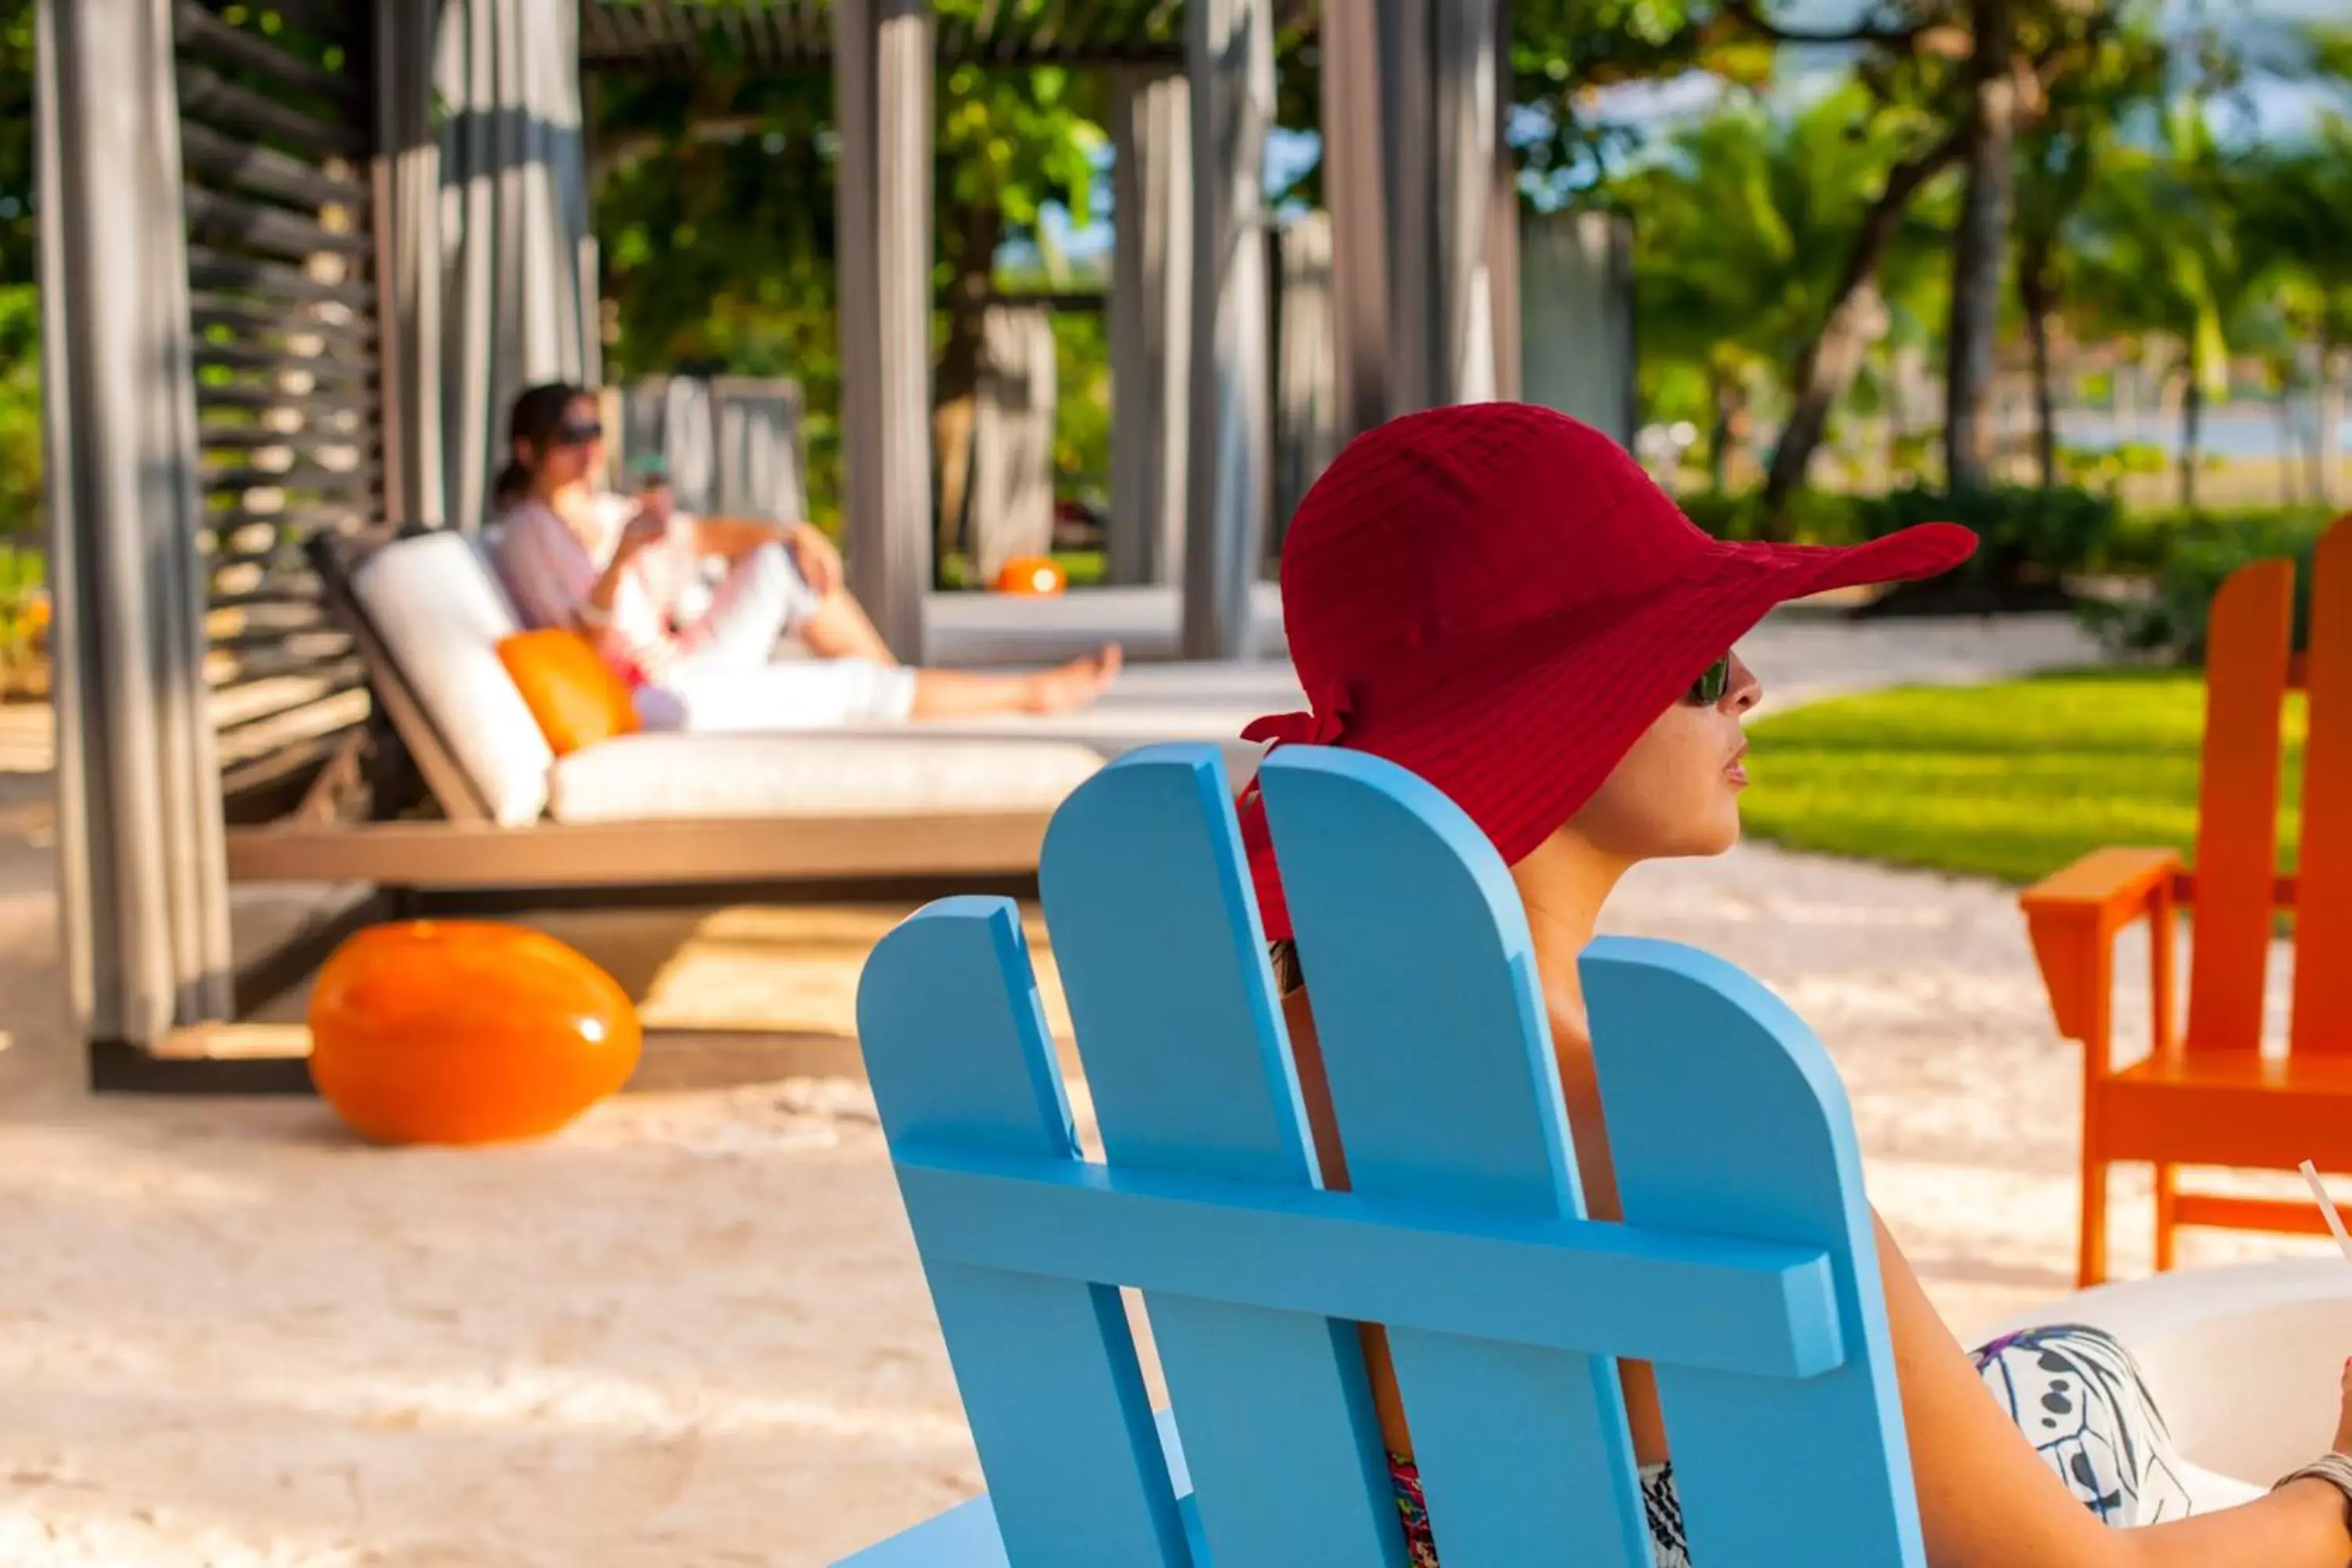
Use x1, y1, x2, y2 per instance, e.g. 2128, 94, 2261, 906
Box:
632, 543, 919, 732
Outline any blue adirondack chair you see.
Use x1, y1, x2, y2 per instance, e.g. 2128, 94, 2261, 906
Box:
841, 742, 1923, 1567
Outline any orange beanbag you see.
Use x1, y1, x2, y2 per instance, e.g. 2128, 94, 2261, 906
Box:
496, 628, 640, 756
308, 920, 642, 1145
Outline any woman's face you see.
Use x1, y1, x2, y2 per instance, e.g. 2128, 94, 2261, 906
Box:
520, 395, 605, 490
1567, 650, 1762, 863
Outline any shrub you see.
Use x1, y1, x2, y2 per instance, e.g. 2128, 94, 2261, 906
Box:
1675, 489, 1867, 546
2105, 503, 2338, 578
1854, 484, 2121, 590
2081, 510, 2329, 665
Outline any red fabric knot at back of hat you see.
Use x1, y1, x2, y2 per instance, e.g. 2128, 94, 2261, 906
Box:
1241, 684, 1355, 751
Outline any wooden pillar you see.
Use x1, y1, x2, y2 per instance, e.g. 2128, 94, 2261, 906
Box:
376, 0, 445, 526
1428, 0, 1501, 406
833, 0, 935, 662
38, 0, 233, 1047
1378, 0, 1436, 414
1320, 0, 1390, 445
1372, 0, 1502, 415
1180, 0, 1276, 661
1109, 67, 1192, 587
968, 304, 1060, 585
1487, 0, 1521, 402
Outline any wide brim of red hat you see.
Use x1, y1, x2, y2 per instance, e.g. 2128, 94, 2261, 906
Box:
1244, 521, 1977, 940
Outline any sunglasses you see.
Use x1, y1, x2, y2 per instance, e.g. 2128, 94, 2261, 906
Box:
1686, 655, 1731, 706
552, 418, 604, 447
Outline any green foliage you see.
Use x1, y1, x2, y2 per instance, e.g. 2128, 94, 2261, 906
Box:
2068, 101, 2255, 403
1855, 483, 2122, 584
1742, 670, 2303, 884
0, 534, 45, 699
1676, 488, 1867, 546
0, 0, 27, 287
2054, 440, 2167, 495
0, 283, 38, 537
2230, 114, 2352, 354
591, 61, 1107, 529
1599, 83, 1951, 425
1051, 310, 1110, 496
2081, 508, 2334, 664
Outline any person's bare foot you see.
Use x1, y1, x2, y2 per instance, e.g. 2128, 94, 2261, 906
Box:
1021, 644, 1123, 715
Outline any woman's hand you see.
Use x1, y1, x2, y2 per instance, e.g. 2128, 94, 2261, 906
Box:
614, 506, 671, 563
784, 521, 845, 597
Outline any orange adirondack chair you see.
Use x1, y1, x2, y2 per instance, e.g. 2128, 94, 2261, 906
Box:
2023, 513, 2352, 1287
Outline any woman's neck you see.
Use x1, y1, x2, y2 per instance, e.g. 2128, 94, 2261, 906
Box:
532, 475, 590, 511
1510, 831, 1632, 1044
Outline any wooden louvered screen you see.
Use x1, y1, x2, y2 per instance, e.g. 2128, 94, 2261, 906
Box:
578, 0, 1322, 71
175, 0, 382, 811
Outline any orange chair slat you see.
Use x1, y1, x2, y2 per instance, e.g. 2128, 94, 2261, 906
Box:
2170, 871, 2296, 908
2292, 517, 2352, 1052
2183, 557, 2296, 1056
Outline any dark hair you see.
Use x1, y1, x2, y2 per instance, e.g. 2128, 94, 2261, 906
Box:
491, 380, 590, 515
1269, 938, 1302, 996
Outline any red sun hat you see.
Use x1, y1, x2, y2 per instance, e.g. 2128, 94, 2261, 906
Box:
1237, 402, 1976, 940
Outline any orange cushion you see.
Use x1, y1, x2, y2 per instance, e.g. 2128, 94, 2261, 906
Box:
495, 629, 640, 757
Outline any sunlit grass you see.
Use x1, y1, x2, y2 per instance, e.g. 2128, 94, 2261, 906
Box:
1741, 670, 2306, 886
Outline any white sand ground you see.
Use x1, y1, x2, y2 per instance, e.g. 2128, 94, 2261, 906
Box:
0, 605, 2331, 1566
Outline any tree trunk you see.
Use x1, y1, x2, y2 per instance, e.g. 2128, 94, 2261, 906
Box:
1761, 131, 1964, 526
2318, 340, 2343, 510
2178, 371, 2202, 512
2280, 386, 2299, 506
1944, 0, 2018, 495
1708, 366, 1736, 492
933, 200, 1005, 580
2017, 238, 2058, 489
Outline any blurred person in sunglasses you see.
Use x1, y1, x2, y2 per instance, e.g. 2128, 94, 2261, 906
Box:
489, 381, 1120, 731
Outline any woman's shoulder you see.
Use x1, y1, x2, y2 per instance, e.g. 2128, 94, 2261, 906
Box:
496, 491, 630, 543
495, 494, 559, 532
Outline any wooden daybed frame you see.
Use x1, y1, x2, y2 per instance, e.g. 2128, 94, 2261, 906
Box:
223, 528, 1065, 891
106, 527, 1064, 1094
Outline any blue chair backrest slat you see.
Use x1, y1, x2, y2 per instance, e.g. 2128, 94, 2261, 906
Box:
1584, 940, 1926, 1568
1038, 749, 1407, 1568
1258, 748, 1650, 1568
855, 898, 1190, 1566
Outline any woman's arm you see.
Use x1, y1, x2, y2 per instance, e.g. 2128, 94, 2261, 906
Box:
581, 517, 662, 620
689, 514, 844, 596
688, 514, 787, 561
1876, 1213, 2352, 1566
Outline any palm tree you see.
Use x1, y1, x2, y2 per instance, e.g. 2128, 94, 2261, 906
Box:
2230, 118, 2352, 505
2009, 24, 2166, 488
2067, 101, 2256, 509
1607, 86, 1951, 521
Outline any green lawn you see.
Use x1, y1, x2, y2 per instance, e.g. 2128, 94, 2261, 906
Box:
1740, 670, 2306, 886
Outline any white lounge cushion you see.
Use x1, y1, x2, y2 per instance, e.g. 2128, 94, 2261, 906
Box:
546, 731, 1104, 825
350, 529, 554, 827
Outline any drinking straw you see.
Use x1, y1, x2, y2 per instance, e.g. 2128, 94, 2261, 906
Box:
2299, 1160, 2352, 1267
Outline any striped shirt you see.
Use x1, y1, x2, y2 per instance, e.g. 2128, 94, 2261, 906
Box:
493, 495, 705, 686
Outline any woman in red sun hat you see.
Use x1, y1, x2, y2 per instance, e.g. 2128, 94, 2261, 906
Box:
1243, 405, 2352, 1567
